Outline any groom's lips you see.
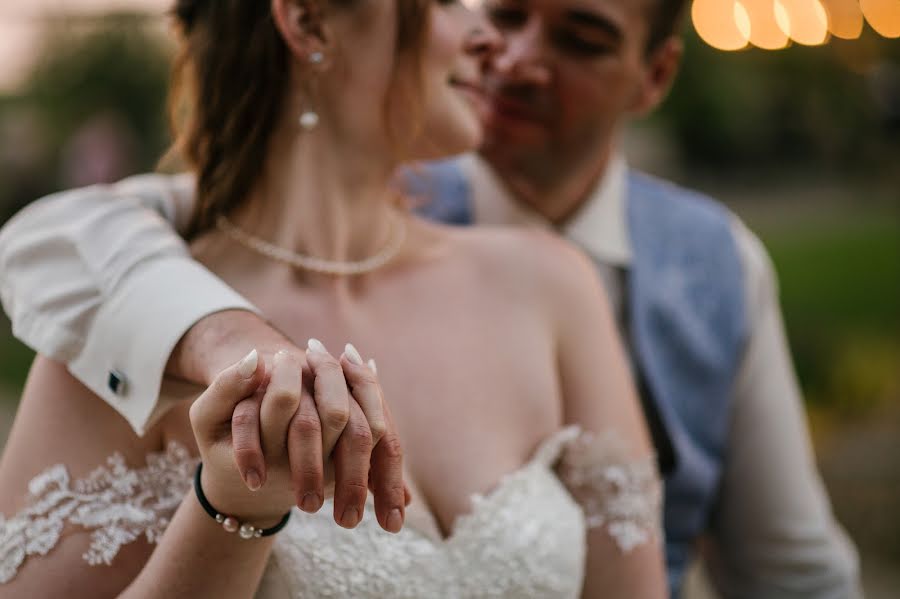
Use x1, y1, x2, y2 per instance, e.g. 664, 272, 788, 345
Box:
487, 93, 547, 125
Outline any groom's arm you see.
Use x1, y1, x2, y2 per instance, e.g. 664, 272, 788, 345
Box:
0, 174, 260, 434
702, 222, 861, 598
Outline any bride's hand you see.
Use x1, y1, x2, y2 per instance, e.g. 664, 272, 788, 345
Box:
189, 350, 297, 526
191, 347, 409, 533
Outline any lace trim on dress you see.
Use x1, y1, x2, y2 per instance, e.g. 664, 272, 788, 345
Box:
555, 428, 663, 553
0, 443, 196, 584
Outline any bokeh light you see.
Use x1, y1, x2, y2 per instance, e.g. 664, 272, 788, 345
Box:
776, 0, 831, 45
821, 0, 866, 39
692, 0, 899, 48
860, 0, 900, 37
736, 2, 754, 37
742, 0, 792, 49
692, 0, 751, 51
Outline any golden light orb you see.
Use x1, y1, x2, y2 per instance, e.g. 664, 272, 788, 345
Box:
741, 0, 792, 49
692, 0, 751, 51
776, 0, 831, 45
735, 1, 754, 39
820, 0, 865, 39
860, 0, 900, 38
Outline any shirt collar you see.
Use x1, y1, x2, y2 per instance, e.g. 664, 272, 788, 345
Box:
461, 153, 633, 266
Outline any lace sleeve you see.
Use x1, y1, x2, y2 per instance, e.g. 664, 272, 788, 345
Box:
555, 430, 662, 553
0, 442, 196, 584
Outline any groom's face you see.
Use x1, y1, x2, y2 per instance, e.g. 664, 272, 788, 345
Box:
478, 0, 680, 164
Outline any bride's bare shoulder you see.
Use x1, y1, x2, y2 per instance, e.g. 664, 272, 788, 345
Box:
428, 221, 602, 304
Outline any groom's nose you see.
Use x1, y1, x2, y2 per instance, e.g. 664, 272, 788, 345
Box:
491, 21, 553, 88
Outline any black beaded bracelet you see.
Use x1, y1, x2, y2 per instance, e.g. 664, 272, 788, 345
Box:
194, 462, 291, 539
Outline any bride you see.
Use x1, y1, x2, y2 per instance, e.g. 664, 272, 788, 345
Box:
0, 1, 665, 597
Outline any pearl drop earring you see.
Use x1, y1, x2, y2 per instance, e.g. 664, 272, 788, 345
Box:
299, 110, 319, 130
299, 52, 324, 131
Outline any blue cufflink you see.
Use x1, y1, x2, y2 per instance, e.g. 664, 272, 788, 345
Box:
108, 370, 127, 396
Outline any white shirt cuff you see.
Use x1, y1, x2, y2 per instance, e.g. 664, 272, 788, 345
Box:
68, 258, 259, 436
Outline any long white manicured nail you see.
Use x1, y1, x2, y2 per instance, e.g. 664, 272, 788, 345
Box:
368, 359, 378, 374
238, 349, 259, 379
307, 339, 328, 355
344, 343, 364, 366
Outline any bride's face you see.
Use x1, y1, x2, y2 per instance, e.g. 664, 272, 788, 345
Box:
408, 0, 499, 160
309, 0, 499, 163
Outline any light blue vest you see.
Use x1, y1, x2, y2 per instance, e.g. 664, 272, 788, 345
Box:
404, 160, 749, 597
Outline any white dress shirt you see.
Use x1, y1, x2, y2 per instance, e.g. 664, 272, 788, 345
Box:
0, 162, 860, 597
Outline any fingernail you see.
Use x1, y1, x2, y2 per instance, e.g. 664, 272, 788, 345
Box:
341, 507, 360, 528
245, 469, 261, 491
344, 343, 364, 366
368, 359, 378, 374
386, 508, 403, 533
238, 349, 259, 379
301, 492, 321, 513
307, 338, 328, 355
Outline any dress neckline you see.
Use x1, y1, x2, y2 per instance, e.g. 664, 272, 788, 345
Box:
330, 427, 582, 545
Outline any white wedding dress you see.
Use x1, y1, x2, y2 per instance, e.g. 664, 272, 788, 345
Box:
1, 427, 661, 598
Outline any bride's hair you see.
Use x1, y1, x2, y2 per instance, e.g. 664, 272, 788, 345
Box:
167, 0, 430, 239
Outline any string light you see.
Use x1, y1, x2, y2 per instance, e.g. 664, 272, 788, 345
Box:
692, 0, 751, 51
742, 0, 792, 49
692, 0, 898, 49
860, 0, 900, 37
777, 0, 830, 45
821, 0, 866, 39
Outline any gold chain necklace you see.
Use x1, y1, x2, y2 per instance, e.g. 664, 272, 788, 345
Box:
215, 214, 407, 276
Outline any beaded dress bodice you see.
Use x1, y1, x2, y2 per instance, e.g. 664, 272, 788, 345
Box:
1, 428, 661, 598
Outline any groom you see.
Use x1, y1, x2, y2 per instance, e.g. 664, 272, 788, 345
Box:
0, 0, 859, 596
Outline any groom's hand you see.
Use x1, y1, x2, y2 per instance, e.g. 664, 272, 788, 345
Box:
168, 309, 294, 387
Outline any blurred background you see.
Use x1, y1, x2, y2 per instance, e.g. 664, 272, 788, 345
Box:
0, 1, 897, 596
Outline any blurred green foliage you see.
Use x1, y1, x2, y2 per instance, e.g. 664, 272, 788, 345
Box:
0, 322, 33, 397
25, 13, 171, 168
763, 216, 900, 412
657, 30, 900, 174
0, 13, 171, 223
